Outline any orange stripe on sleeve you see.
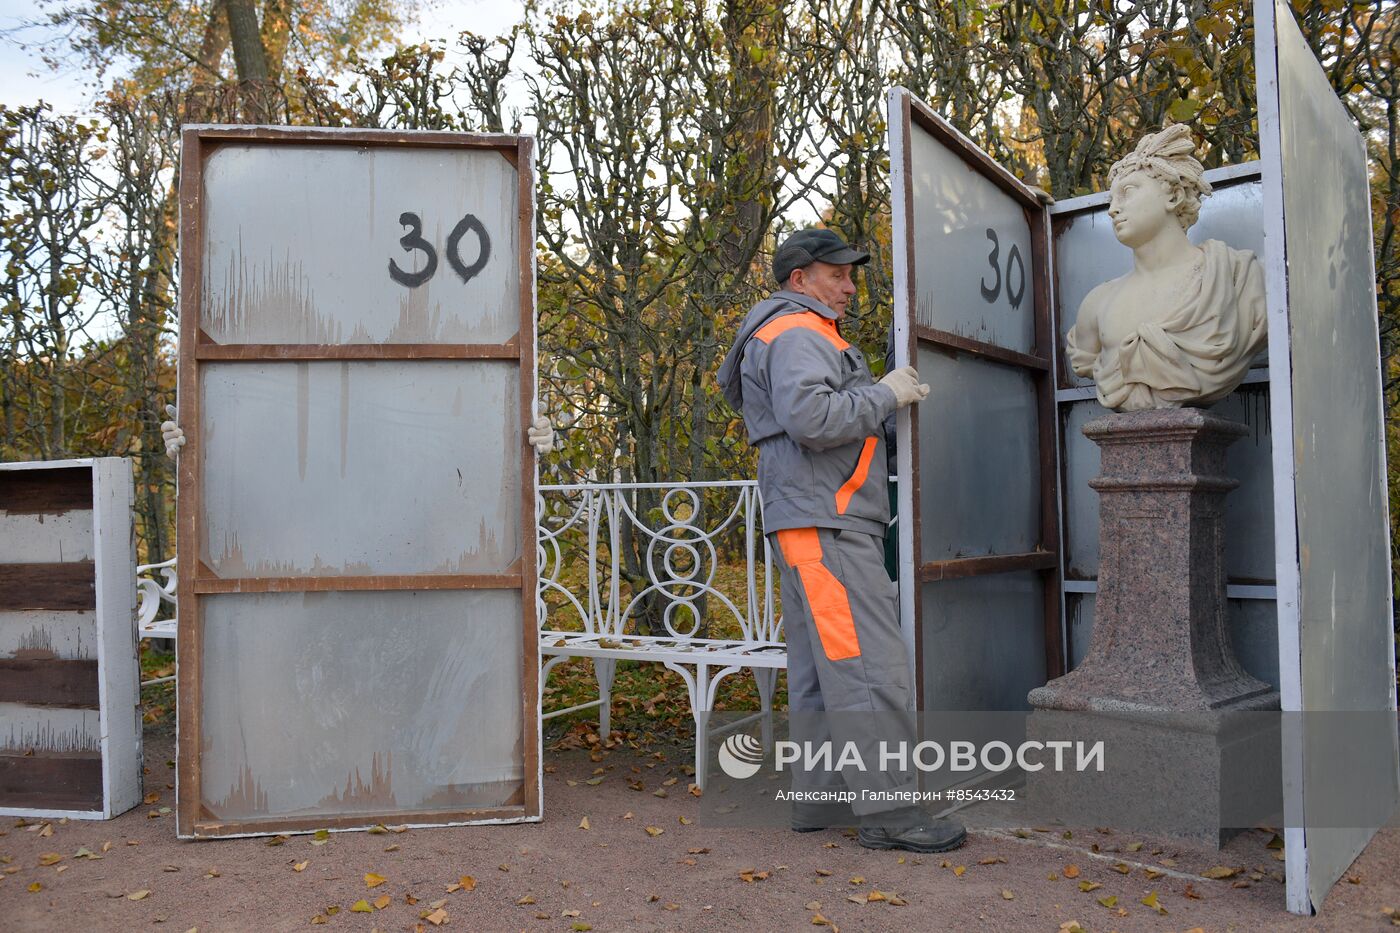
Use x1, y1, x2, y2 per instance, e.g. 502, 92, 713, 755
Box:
834, 436, 879, 515
775, 528, 861, 661
754, 312, 850, 351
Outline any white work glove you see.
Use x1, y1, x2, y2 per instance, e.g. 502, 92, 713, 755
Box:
879, 365, 930, 408
160, 404, 186, 459
527, 414, 555, 455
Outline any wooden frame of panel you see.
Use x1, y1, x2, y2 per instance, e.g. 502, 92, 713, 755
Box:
176, 126, 540, 837
888, 90, 1064, 706
0, 458, 139, 820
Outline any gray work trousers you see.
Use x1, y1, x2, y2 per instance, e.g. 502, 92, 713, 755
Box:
771, 526, 918, 815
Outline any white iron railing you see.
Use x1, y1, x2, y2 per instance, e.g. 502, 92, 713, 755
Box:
536, 480, 781, 644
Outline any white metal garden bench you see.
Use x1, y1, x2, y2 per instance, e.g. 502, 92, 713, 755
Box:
135, 479, 788, 785
537, 480, 785, 787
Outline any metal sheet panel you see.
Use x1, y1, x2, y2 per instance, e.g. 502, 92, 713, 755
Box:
177, 127, 539, 838
908, 118, 1036, 352
890, 88, 1060, 706
199, 590, 524, 824
201, 143, 520, 345
920, 572, 1045, 711
200, 361, 520, 577
1257, 0, 1400, 912
916, 347, 1039, 561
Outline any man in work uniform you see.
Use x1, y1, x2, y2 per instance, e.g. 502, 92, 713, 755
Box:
717, 228, 966, 853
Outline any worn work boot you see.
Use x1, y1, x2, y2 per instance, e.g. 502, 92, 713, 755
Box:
857, 806, 967, 853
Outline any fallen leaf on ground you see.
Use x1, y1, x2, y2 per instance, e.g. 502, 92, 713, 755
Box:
1063, 865, 1081, 879
364, 872, 387, 888
384, 844, 399, 852
1001, 889, 1015, 900
1096, 895, 1117, 908
811, 913, 830, 926
516, 894, 537, 906
579, 816, 590, 830
38, 853, 62, 866
1126, 841, 1143, 852
1142, 891, 1167, 915
27, 882, 41, 892
849, 876, 866, 885
644, 826, 664, 837
815, 869, 832, 877
979, 856, 1006, 865
679, 816, 693, 825
293, 860, 308, 872
459, 876, 476, 892
1202, 866, 1241, 880
373, 895, 390, 910
1112, 862, 1130, 874
424, 907, 448, 925
128, 890, 151, 900
1184, 883, 1202, 900
350, 900, 372, 913
1078, 881, 1102, 893
952, 866, 966, 877
571, 924, 592, 931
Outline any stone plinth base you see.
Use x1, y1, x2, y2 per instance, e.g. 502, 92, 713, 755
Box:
1030, 408, 1277, 713
1027, 408, 1280, 847
1025, 709, 1283, 847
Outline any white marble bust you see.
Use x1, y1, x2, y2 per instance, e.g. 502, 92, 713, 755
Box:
1066, 125, 1267, 412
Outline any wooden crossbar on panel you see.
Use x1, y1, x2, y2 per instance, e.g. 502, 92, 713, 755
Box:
176, 127, 541, 838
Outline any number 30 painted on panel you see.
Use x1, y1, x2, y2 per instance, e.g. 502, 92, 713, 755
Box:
977, 228, 1026, 310
388, 212, 492, 287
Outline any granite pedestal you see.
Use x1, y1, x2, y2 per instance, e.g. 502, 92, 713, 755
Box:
1028, 409, 1280, 845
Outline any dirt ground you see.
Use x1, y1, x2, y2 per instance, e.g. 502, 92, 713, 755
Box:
4, 730, 1398, 933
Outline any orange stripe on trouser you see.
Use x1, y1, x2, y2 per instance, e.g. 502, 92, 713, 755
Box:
834, 436, 878, 515
776, 528, 861, 661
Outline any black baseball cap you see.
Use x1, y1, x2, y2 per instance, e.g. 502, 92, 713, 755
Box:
773, 228, 870, 284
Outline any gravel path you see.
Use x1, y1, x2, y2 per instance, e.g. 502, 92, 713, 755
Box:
4, 732, 1397, 932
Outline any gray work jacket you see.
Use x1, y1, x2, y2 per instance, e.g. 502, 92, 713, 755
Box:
717, 291, 897, 536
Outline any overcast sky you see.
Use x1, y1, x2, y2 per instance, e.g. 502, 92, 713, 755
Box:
0, 0, 528, 112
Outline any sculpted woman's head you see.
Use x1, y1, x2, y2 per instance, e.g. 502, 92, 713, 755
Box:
1106, 124, 1212, 245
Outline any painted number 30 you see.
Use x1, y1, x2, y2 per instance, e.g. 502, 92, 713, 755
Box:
388, 211, 491, 287
977, 228, 1026, 310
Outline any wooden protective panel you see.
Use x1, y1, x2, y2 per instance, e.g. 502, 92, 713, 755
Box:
889, 89, 1063, 709
176, 126, 540, 837
0, 459, 139, 819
